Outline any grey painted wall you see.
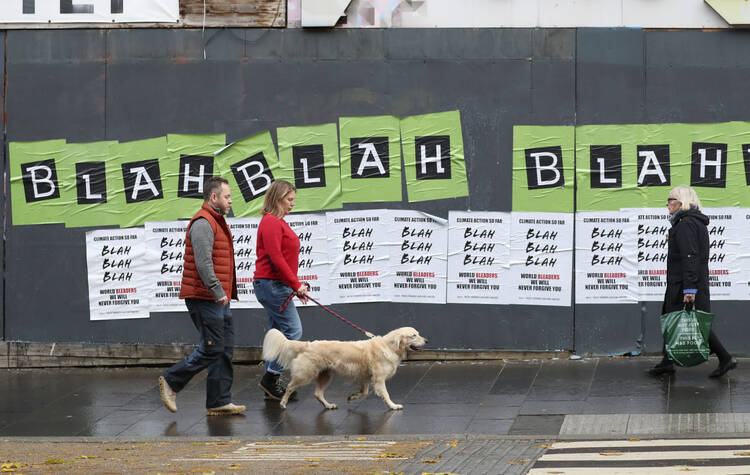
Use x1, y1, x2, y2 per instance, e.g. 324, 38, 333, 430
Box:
1, 31, 5, 342
2, 28, 748, 354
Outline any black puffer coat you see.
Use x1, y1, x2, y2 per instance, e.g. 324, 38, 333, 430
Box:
662, 208, 711, 314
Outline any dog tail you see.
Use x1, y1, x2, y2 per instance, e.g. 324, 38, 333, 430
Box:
262, 329, 306, 368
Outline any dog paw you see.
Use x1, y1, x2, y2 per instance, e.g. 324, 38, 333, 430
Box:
347, 394, 359, 402
325, 403, 338, 410
389, 404, 403, 410
280, 402, 287, 409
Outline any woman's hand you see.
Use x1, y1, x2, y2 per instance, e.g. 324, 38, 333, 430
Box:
296, 284, 309, 304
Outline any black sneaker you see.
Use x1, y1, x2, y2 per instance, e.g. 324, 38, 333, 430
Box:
259, 373, 297, 401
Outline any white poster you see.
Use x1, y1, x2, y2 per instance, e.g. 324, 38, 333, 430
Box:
703, 207, 744, 301
227, 217, 261, 309
575, 211, 639, 304
446, 211, 510, 305
741, 210, 750, 300
286, 214, 331, 306
0, 0, 178, 23
86, 228, 149, 321
327, 210, 391, 303
387, 210, 448, 304
509, 212, 574, 306
144, 220, 188, 313
627, 208, 670, 301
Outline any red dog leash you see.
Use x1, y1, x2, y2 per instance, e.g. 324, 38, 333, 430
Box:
279, 290, 375, 338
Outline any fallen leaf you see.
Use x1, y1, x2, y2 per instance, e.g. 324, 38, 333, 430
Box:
507, 458, 531, 465
307, 458, 324, 462
375, 452, 408, 459
629, 438, 641, 441
227, 464, 242, 469
0, 462, 19, 473
356, 436, 367, 441
421, 459, 439, 463
45, 459, 64, 465
600, 451, 623, 456
448, 440, 459, 447
76, 455, 96, 459
533, 444, 551, 449
677, 468, 697, 472
735, 452, 750, 456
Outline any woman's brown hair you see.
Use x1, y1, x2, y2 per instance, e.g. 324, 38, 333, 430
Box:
261, 180, 296, 217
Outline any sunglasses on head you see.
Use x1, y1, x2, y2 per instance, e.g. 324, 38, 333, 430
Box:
667, 198, 678, 202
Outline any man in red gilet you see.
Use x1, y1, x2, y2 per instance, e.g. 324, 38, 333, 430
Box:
158, 176, 245, 416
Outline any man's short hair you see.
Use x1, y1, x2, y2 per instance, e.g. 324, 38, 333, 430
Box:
203, 176, 229, 201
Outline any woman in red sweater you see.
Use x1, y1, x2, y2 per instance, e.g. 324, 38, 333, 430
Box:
253, 180, 308, 400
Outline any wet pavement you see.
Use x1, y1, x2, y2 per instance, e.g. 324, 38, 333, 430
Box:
0, 357, 746, 439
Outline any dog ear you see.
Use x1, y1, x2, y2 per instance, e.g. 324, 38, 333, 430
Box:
384, 329, 407, 354
396, 330, 409, 354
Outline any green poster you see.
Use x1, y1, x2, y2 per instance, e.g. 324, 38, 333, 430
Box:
512, 126, 575, 212
9, 139, 67, 226
59, 141, 119, 228
276, 123, 343, 212
576, 122, 749, 210
166, 133, 227, 219
401, 111, 469, 203
338, 115, 402, 203
214, 131, 281, 217
683, 121, 747, 208
109, 137, 175, 227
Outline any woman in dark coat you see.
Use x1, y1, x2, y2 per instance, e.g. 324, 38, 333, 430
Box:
648, 185, 737, 377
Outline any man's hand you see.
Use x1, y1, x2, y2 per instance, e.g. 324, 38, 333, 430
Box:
683, 293, 696, 303
216, 295, 229, 306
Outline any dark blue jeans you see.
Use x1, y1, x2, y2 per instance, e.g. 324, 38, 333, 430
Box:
254, 278, 302, 374
162, 299, 234, 409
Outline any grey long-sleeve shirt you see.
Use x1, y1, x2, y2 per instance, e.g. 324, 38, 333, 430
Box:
190, 218, 225, 300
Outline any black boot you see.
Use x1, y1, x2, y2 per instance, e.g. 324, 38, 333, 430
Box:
647, 361, 675, 376
707, 331, 736, 378
709, 357, 737, 378
259, 372, 284, 400
259, 373, 297, 401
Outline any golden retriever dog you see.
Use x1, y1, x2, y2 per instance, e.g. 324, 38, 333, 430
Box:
262, 327, 427, 410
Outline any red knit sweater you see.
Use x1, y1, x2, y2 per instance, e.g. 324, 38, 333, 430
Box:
253, 214, 301, 290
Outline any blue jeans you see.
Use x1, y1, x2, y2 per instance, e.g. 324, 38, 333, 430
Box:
254, 278, 302, 374
162, 299, 234, 409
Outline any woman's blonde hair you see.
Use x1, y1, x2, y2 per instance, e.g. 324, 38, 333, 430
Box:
262, 180, 296, 217
669, 185, 702, 211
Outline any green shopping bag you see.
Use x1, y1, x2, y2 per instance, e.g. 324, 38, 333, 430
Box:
659, 306, 713, 367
